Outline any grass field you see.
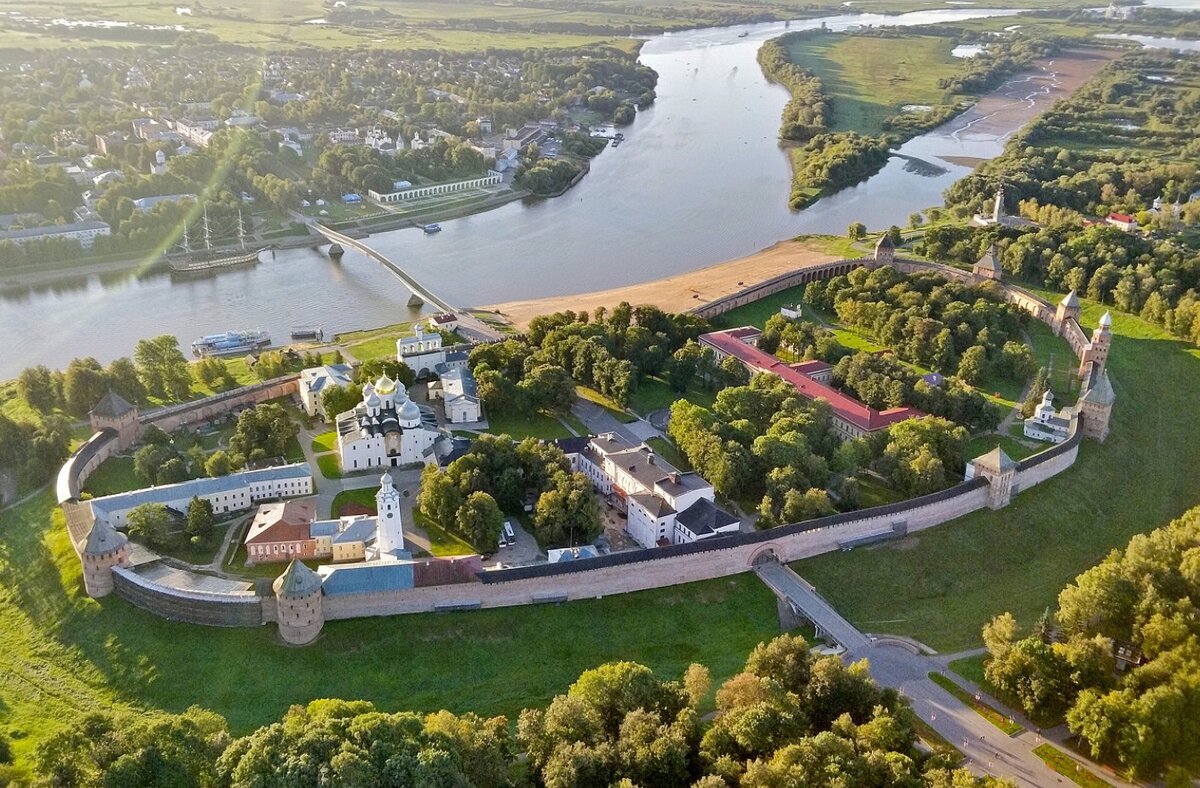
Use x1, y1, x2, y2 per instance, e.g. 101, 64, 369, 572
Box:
782, 33, 963, 136
1033, 744, 1113, 788
316, 453, 342, 479
79, 456, 141, 497
965, 434, 1037, 462
311, 431, 338, 453
576, 385, 634, 423
486, 410, 573, 441
412, 508, 476, 557
0, 491, 781, 766
628, 376, 716, 417
798, 295, 1200, 650
646, 436, 691, 471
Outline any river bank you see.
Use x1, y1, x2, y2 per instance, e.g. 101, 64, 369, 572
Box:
483, 236, 848, 328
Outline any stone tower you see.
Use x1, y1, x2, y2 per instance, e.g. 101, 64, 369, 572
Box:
1079, 371, 1114, 442
81, 517, 130, 598
873, 234, 895, 267
376, 473, 405, 559
1055, 290, 1081, 332
274, 559, 324, 645
1078, 312, 1112, 378
972, 244, 1002, 281
89, 390, 140, 450
965, 447, 1017, 509
992, 186, 1005, 223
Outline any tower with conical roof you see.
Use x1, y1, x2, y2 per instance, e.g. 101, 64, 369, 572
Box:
273, 559, 324, 645
81, 517, 130, 597
89, 390, 140, 450
1078, 312, 1112, 378
965, 447, 1017, 509
376, 473, 405, 559
972, 243, 1002, 281
1055, 290, 1081, 331
1079, 370, 1114, 442
873, 233, 895, 267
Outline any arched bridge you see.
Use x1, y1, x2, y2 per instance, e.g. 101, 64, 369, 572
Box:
312, 223, 455, 313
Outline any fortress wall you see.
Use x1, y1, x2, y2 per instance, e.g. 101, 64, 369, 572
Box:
1061, 319, 1089, 357
143, 376, 299, 434
691, 259, 870, 320
1015, 418, 1083, 491
112, 567, 263, 627
322, 481, 990, 619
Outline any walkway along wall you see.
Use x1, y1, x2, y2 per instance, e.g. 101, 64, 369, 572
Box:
112, 567, 263, 627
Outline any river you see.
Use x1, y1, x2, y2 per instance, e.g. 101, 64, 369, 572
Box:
4, 6, 1068, 378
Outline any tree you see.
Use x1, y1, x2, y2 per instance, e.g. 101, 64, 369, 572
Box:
195, 356, 235, 391
158, 457, 190, 485
134, 335, 192, 401
320, 383, 361, 419
106, 357, 147, 404
205, 450, 232, 477
17, 365, 58, 412
418, 465, 463, 528
63, 357, 110, 416
126, 503, 171, 547
186, 496, 215, 542
519, 364, 576, 414
957, 345, 988, 386
847, 222, 866, 241
683, 663, 712, 709
228, 403, 297, 461
456, 491, 504, 553
134, 443, 175, 485
533, 471, 602, 547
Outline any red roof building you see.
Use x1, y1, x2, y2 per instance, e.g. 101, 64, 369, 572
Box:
1106, 212, 1137, 232
244, 499, 318, 564
700, 328, 922, 439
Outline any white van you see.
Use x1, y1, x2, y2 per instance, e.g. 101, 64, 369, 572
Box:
503, 521, 516, 542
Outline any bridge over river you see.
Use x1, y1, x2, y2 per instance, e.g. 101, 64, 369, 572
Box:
312, 223, 501, 342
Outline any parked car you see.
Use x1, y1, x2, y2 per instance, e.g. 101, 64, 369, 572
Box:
503, 521, 516, 542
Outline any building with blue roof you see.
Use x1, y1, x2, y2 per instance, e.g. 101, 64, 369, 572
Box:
89, 462, 313, 528
318, 554, 415, 596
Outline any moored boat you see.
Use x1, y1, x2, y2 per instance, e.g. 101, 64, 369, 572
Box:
191, 328, 271, 357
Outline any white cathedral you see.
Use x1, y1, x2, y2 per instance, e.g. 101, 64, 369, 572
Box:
334, 373, 449, 471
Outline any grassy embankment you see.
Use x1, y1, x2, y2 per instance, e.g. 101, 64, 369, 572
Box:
799, 295, 1200, 650
0, 490, 781, 767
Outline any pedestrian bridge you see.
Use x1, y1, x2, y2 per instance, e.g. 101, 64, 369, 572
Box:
755, 557, 870, 651
312, 223, 455, 313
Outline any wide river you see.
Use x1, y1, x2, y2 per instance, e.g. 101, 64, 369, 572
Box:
4, 6, 1085, 378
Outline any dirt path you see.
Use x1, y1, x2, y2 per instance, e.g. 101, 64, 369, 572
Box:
482, 238, 843, 329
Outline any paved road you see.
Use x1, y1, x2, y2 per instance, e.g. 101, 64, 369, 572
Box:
755, 560, 1126, 787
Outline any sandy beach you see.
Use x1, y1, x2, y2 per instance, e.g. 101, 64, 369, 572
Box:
481, 238, 846, 328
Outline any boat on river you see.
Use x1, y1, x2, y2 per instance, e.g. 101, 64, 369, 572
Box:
167, 207, 263, 273
191, 328, 271, 357
422, 223, 442, 234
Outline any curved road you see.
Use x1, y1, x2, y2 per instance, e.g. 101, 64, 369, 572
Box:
756, 560, 1128, 787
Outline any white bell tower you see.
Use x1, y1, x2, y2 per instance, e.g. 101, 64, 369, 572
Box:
376, 473, 405, 559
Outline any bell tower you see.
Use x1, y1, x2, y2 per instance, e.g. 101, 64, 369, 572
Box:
376, 473, 405, 559
1078, 312, 1112, 378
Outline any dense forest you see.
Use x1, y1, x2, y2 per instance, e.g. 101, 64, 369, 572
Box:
980, 503, 1200, 781
9, 633, 1014, 787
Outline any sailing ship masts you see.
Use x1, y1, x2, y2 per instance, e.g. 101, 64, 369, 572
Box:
203, 205, 212, 252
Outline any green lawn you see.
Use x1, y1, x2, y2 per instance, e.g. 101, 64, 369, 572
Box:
782, 33, 964, 136
486, 410, 573, 441
330, 487, 377, 519
0, 491, 781, 767
965, 434, 1038, 463
714, 284, 808, 330
797, 296, 1200, 650
311, 431, 338, 453
628, 376, 716, 417
646, 437, 692, 472
855, 474, 904, 508
1033, 744, 1113, 788
79, 456, 141, 497
576, 386, 634, 423
412, 508, 476, 557
316, 453, 343, 479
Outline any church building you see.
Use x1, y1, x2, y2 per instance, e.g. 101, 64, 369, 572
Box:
334, 374, 448, 471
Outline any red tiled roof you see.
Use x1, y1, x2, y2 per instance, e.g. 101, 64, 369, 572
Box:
725, 326, 762, 340
700, 330, 921, 432
789, 360, 833, 375
413, 555, 482, 586
338, 503, 375, 517
245, 499, 316, 544
1107, 212, 1134, 223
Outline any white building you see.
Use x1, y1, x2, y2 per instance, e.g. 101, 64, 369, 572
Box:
396, 325, 446, 377
335, 375, 447, 471
1024, 390, 1071, 443
429, 365, 481, 424
299, 363, 355, 419
88, 463, 313, 528
566, 434, 739, 549
427, 312, 459, 333
0, 220, 111, 250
